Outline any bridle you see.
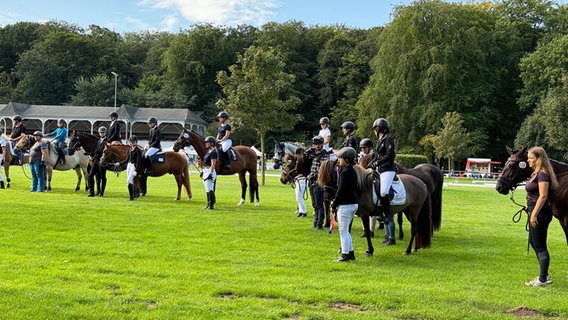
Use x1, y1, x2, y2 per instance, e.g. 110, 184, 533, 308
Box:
497, 154, 528, 192
173, 130, 191, 152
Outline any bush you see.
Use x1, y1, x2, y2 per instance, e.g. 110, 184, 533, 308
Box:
396, 153, 429, 168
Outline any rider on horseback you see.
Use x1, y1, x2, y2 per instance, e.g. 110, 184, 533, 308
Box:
216, 111, 232, 169
367, 118, 396, 224
6, 115, 26, 165
144, 117, 161, 176
107, 112, 122, 143
44, 119, 68, 167
0, 129, 5, 188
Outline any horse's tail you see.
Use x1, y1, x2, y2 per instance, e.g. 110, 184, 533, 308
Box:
431, 182, 443, 231
182, 161, 192, 198
415, 193, 432, 249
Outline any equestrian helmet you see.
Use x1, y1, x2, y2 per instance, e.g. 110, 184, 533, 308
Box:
147, 117, 158, 124
109, 112, 118, 118
319, 117, 330, 125
373, 118, 390, 131
58, 119, 66, 124
337, 147, 357, 162
128, 135, 138, 143
359, 138, 373, 148
217, 111, 229, 119
98, 126, 107, 133
13, 115, 22, 122
341, 121, 355, 131
205, 136, 217, 144
33, 131, 43, 136
312, 135, 324, 144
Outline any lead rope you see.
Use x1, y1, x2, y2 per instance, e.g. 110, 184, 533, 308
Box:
509, 189, 530, 254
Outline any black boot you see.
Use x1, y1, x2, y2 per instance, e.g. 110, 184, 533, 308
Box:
334, 254, 351, 262
204, 192, 211, 209
133, 187, 140, 199
209, 190, 216, 209
128, 184, 135, 201
0, 181, 4, 189
99, 179, 106, 197
57, 147, 65, 164
380, 195, 391, 222
348, 251, 355, 261
223, 151, 231, 169
145, 157, 153, 176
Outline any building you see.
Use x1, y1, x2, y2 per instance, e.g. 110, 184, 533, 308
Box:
0, 102, 207, 141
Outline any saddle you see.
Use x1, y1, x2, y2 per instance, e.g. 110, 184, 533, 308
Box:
371, 171, 407, 206
216, 147, 237, 161
149, 151, 166, 164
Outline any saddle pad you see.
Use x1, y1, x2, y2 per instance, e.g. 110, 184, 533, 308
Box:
228, 148, 238, 161
372, 177, 407, 206
150, 153, 166, 164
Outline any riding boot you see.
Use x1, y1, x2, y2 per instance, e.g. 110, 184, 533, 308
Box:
128, 184, 135, 201
57, 147, 66, 164
209, 190, 216, 209
99, 180, 106, 197
204, 192, 211, 209
379, 195, 391, 223
95, 180, 101, 196
223, 151, 231, 169
145, 157, 153, 176
0, 181, 4, 189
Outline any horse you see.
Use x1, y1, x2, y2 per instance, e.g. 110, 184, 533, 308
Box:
14, 134, 89, 192
99, 142, 191, 201
1, 134, 30, 188
495, 146, 568, 246
359, 153, 444, 238
173, 129, 260, 206
318, 159, 432, 255
273, 141, 303, 170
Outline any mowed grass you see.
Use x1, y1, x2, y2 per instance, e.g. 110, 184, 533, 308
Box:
0, 168, 567, 319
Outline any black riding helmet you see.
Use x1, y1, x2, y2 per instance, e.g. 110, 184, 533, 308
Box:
337, 147, 357, 163
373, 118, 390, 133
33, 131, 43, 136
13, 115, 22, 122
148, 117, 158, 124
341, 121, 355, 132
359, 138, 373, 148
205, 136, 217, 144
319, 117, 330, 125
109, 112, 118, 118
312, 135, 324, 144
217, 111, 229, 119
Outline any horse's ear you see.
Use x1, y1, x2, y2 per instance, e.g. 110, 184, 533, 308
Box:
521, 146, 528, 154
505, 146, 513, 155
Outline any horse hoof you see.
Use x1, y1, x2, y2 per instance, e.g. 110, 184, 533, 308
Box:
237, 199, 245, 206
402, 251, 411, 256
74, 187, 80, 192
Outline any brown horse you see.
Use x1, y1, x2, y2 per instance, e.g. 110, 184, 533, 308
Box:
14, 134, 89, 191
495, 146, 568, 246
1, 134, 29, 188
99, 143, 192, 201
318, 159, 432, 255
173, 129, 260, 206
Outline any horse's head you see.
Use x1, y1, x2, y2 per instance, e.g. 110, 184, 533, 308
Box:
495, 146, 531, 195
280, 153, 300, 184
358, 152, 375, 168
273, 141, 286, 170
68, 130, 82, 155
14, 134, 34, 153
173, 129, 192, 152
99, 142, 114, 166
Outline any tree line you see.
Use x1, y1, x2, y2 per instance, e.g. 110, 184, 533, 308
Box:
2, 0, 568, 168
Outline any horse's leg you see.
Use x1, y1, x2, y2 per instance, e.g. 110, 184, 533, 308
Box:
361, 212, 374, 256
237, 171, 247, 206
140, 175, 147, 196
173, 172, 182, 201
74, 167, 82, 192
397, 211, 404, 240
182, 165, 192, 201
324, 200, 331, 228
4, 164, 9, 188
45, 167, 52, 191
249, 171, 260, 206
404, 227, 416, 255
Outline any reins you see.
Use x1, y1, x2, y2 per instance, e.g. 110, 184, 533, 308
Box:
508, 188, 530, 254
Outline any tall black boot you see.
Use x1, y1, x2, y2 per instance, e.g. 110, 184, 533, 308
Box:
223, 151, 231, 169
379, 195, 391, 223
209, 190, 216, 209
57, 147, 65, 164
204, 192, 211, 209
99, 179, 106, 197
128, 184, 134, 201
140, 176, 147, 196
145, 157, 153, 176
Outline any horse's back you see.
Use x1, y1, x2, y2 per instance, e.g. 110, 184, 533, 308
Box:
398, 174, 428, 204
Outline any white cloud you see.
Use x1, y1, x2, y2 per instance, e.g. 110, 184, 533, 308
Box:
140, 0, 278, 26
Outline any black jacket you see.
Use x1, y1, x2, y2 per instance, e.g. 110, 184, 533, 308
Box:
107, 121, 121, 142
341, 133, 359, 149
148, 126, 162, 149
371, 134, 396, 173
332, 164, 359, 209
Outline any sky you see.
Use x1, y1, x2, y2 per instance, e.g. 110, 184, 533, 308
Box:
0, 0, 420, 34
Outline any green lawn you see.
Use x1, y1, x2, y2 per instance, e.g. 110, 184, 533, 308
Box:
0, 167, 566, 319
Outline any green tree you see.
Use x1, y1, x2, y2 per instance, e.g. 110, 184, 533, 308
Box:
70, 74, 115, 106
432, 112, 475, 171
217, 45, 301, 184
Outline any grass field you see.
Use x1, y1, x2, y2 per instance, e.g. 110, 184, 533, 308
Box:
0, 167, 567, 319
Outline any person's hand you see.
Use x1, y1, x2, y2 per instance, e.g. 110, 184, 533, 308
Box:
530, 215, 538, 228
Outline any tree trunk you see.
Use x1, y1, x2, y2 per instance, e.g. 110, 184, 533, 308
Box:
260, 132, 266, 185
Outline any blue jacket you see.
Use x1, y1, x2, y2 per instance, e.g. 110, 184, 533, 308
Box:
46, 127, 68, 144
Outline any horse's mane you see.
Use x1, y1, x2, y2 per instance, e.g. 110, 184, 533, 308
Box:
317, 160, 336, 188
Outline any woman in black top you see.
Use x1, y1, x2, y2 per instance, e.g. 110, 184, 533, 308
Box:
332, 147, 359, 262
202, 136, 218, 210
368, 118, 396, 221
126, 135, 142, 200
524, 146, 558, 287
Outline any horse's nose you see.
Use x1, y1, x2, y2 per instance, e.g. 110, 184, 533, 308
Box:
495, 183, 509, 195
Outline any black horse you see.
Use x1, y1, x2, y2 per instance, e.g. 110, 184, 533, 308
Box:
495, 146, 568, 246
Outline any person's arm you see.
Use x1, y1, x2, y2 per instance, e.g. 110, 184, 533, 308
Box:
530, 177, 550, 228
220, 125, 231, 142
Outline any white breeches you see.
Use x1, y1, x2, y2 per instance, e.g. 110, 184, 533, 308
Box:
337, 203, 358, 254
126, 163, 136, 185
379, 171, 396, 197
145, 147, 159, 157
220, 139, 232, 152
202, 167, 217, 192
294, 177, 308, 214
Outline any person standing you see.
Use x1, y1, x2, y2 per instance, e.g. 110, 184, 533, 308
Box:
7, 115, 26, 165
216, 111, 232, 169
340, 121, 359, 149
367, 118, 396, 223
0, 129, 5, 188
107, 112, 122, 143
305, 135, 330, 230
524, 146, 558, 287
332, 147, 359, 262
44, 119, 68, 166
87, 126, 108, 197
144, 117, 161, 176
292, 147, 308, 218
202, 136, 218, 210
126, 135, 142, 201
29, 131, 48, 192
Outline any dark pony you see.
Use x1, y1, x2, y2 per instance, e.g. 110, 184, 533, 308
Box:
100, 143, 192, 201
173, 129, 260, 206
495, 146, 568, 245
318, 159, 432, 255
